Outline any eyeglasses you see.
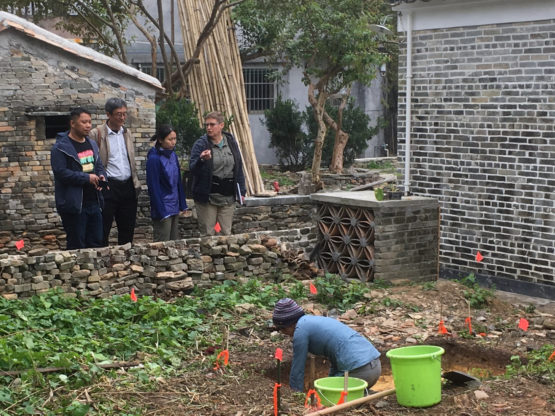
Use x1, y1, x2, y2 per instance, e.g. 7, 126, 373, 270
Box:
204, 122, 220, 127
113, 112, 127, 118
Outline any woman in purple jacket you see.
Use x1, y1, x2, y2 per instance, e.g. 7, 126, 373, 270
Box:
146, 125, 187, 241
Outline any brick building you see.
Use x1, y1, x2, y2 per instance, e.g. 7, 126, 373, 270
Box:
392, 0, 554, 297
0, 12, 163, 253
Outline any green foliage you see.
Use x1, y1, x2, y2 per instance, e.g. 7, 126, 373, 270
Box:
369, 278, 393, 289
234, 0, 395, 173
0, 280, 289, 414
459, 273, 495, 309
374, 188, 384, 201
313, 274, 369, 311
421, 281, 437, 291
156, 97, 204, 160
366, 160, 397, 172
0, 0, 133, 58
263, 97, 310, 171
304, 101, 380, 167
506, 344, 555, 384
286, 281, 309, 301
259, 168, 296, 187
381, 297, 404, 308
263, 98, 379, 170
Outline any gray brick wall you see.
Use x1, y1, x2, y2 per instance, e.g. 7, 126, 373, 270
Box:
397, 20, 555, 287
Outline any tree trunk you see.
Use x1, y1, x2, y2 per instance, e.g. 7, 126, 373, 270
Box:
327, 88, 350, 173
329, 129, 349, 173
307, 82, 328, 184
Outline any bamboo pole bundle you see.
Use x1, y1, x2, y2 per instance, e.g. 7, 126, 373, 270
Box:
177, 0, 266, 196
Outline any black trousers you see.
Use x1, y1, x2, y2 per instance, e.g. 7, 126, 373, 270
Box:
102, 178, 137, 246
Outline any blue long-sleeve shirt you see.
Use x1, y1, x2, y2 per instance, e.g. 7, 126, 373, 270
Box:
289, 315, 380, 391
146, 146, 187, 220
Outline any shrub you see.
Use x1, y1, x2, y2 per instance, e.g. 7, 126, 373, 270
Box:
156, 97, 204, 161
263, 97, 310, 171
305, 99, 380, 167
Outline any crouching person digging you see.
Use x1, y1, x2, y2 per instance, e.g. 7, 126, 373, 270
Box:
272, 298, 382, 400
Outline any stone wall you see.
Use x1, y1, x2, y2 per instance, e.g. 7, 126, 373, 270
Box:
0, 30, 158, 252
397, 19, 555, 288
0, 231, 315, 300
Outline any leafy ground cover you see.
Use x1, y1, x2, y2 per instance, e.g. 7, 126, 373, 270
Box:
0, 276, 553, 415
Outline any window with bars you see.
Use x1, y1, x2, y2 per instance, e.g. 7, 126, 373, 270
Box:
133, 63, 166, 82
243, 67, 276, 112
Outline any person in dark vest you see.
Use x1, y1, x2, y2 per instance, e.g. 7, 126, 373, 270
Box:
51, 108, 106, 249
273, 298, 382, 392
89, 98, 140, 246
189, 111, 246, 236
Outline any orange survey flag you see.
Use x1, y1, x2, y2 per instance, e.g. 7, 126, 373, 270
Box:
518, 318, 529, 331
309, 283, 318, 295
214, 222, 222, 233
475, 251, 484, 262
336, 391, 348, 405
304, 389, 322, 409
130, 288, 137, 302
438, 320, 448, 334
15, 240, 24, 250
465, 316, 472, 334
214, 349, 229, 370
273, 383, 281, 416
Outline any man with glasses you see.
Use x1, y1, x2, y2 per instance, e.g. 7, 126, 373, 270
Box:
89, 98, 141, 246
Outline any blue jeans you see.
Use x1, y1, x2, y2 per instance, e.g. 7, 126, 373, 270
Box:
60, 202, 103, 249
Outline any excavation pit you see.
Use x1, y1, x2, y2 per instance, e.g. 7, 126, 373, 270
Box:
263, 338, 513, 392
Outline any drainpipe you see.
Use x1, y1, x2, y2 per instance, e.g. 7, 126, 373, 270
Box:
404, 12, 413, 196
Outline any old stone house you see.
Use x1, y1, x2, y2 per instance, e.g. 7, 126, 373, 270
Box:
0, 11, 162, 253
391, 0, 554, 298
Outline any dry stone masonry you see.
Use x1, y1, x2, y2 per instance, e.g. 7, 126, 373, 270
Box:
0, 232, 312, 300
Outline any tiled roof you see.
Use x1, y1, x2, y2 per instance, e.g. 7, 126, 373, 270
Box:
0, 11, 163, 90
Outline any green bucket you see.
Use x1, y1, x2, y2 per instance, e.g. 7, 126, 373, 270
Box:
386, 345, 445, 407
314, 376, 368, 407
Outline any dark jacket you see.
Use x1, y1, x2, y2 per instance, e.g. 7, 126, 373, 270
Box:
50, 131, 106, 214
146, 146, 187, 220
189, 132, 246, 203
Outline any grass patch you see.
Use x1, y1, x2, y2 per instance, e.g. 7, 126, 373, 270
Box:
506, 344, 555, 384
259, 168, 297, 187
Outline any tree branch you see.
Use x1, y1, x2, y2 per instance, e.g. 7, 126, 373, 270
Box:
125, 4, 157, 77
60, 0, 125, 62
131, 0, 186, 92
101, 0, 128, 63
156, 0, 172, 92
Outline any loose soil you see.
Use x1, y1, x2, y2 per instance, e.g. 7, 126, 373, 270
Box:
85, 280, 554, 415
